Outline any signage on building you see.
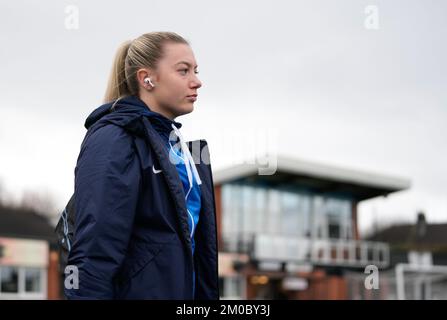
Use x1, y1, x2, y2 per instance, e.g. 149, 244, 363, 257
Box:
0, 237, 48, 267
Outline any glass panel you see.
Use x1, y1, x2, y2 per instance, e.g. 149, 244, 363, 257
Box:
326, 198, 340, 238
233, 185, 245, 251
221, 185, 230, 250
242, 186, 254, 234
1, 266, 19, 293
312, 196, 327, 238
298, 194, 311, 237
342, 200, 353, 239
325, 198, 353, 239
222, 185, 233, 235
281, 191, 299, 235
235, 184, 244, 236
254, 187, 267, 234
222, 184, 243, 251
25, 267, 42, 293
328, 219, 341, 238
267, 189, 280, 234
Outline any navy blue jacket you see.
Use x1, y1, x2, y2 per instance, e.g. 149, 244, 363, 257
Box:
65, 96, 219, 300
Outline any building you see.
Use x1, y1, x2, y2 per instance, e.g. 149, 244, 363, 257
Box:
357, 213, 447, 300
213, 155, 411, 299
0, 204, 60, 299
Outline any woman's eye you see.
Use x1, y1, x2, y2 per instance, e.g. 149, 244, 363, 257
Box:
179, 69, 199, 75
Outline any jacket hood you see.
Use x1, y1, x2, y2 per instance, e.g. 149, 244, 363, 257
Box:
84, 95, 182, 139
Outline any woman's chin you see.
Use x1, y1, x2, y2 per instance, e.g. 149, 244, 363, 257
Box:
177, 103, 194, 116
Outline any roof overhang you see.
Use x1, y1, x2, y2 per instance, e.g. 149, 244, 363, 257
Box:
213, 156, 411, 201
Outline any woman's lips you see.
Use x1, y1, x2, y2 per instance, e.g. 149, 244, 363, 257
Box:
186, 95, 197, 101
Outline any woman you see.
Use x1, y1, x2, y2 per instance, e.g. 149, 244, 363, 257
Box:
65, 32, 219, 300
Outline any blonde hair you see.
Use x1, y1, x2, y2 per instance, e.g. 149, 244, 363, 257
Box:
103, 32, 189, 104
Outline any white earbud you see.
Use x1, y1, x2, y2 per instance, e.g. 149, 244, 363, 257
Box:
144, 77, 155, 88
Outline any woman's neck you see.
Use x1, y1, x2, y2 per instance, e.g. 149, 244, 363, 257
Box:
138, 94, 176, 120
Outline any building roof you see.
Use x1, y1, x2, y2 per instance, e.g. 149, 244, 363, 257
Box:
213, 155, 411, 201
368, 223, 447, 251
0, 204, 57, 248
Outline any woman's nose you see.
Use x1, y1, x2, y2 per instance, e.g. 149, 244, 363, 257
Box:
192, 75, 202, 89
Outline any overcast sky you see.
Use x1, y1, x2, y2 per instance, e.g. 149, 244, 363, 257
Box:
0, 0, 445, 233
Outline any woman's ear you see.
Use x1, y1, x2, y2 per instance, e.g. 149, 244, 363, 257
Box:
137, 68, 155, 90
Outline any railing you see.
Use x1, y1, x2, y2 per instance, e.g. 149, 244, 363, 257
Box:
222, 233, 390, 268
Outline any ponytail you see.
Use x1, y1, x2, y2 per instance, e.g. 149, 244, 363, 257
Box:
103, 40, 132, 103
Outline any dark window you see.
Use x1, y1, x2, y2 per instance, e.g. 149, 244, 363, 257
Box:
1, 266, 19, 293
25, 268, 41, 293
328, 221, 341, 238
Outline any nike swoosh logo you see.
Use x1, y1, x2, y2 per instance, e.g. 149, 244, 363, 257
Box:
152, 165, 162, 174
